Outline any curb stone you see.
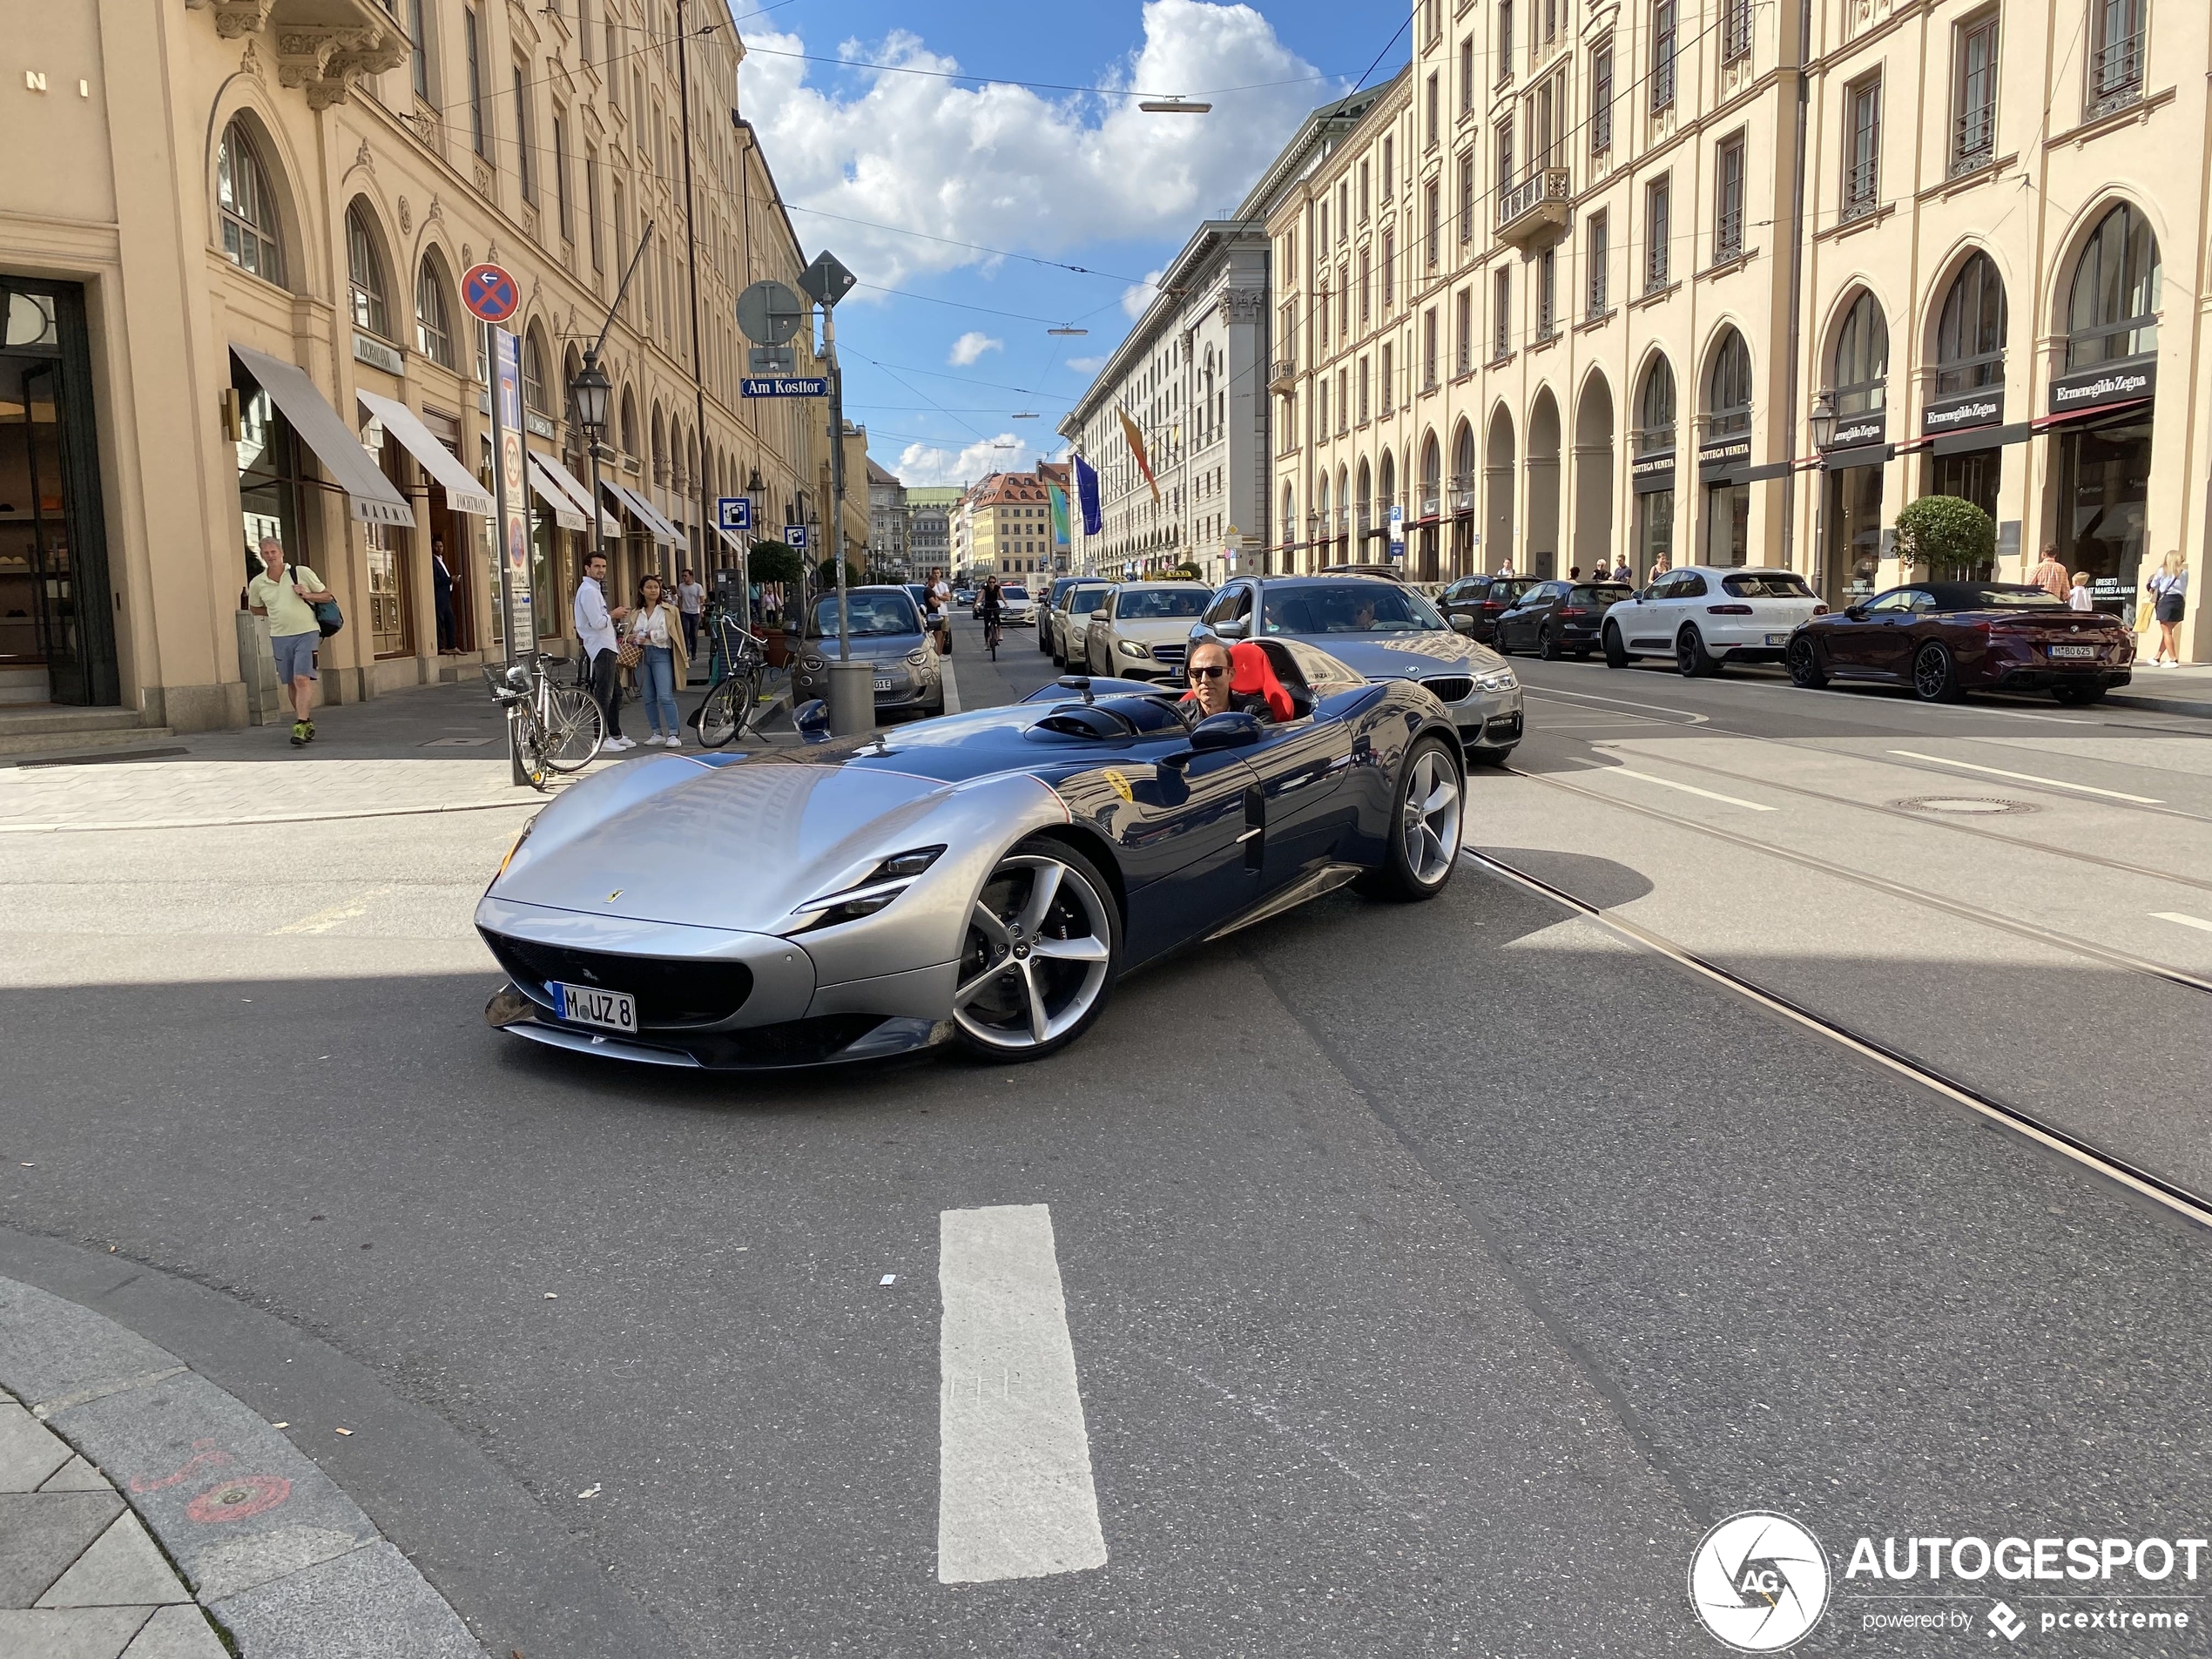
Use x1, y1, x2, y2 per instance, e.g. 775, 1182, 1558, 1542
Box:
0, 1275, 483, 1658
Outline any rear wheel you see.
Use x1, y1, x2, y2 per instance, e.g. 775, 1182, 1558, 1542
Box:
1912, 641, 1960, 702
1676, 627, 1718, 678
952, 841, 1121, 1062
1362, 737, 1463, 901
1602, 624, 1629, 668
696, 674, 748, 748
541, 685, 604, 772
1493, 625, 1514, 657
1538, 624, 1561, 661
1786, 636, 1828, 690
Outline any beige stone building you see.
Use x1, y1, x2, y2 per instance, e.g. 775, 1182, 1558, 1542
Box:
1271, 0, 2206, 660
1, 0, 826, 743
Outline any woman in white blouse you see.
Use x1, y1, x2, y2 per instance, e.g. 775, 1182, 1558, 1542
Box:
630, 574, 691, 745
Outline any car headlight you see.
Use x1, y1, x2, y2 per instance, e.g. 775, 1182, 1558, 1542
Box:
905, 648, 928, 666
1117, 638, 1152, 658
799, 654, 826, 672
1476, 668, 1518, 692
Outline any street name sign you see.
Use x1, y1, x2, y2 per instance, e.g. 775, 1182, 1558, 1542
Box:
743, 375, 830, 398
716, 496, 752, 531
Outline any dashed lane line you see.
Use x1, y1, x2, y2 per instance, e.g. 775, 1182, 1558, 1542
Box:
1886, 750, 2164, 805
2152, 912, 2212, 935
1563, 756, 1776, 811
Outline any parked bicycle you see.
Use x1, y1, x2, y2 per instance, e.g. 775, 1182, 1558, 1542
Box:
483, 653, 604, 790
695, 604, 770, 748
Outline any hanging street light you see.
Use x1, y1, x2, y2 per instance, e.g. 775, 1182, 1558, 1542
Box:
1139, 98, 1212, 114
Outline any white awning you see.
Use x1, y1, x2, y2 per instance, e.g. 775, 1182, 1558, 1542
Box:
636, 489, 689, 546
604, 480, 677, 547
524, 453, 585, 531
531, 450, 621, 538
354, 388, 494, 516
710, 523, 745, 560
233, 344, 412, 527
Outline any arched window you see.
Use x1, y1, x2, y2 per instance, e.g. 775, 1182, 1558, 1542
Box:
218, 121, 283, 283
2066, 203, 2160, 369
1280, 483, 1295, 550
1452, 421, 1475, 498
1379, 448, 1396, 519
1635, 357, 1676, 454
346, 205, 391, 339
1355, 459, 1372, 534
1934, 253, 2006, 395
1420, 432, 1442, 512
619, 388, 638, 461
1706, 328, 1752, 438
1831, 292, 1887, 415
415, 253, 455, 368
1314, 473, 1330, 554
523, 326, 550, 416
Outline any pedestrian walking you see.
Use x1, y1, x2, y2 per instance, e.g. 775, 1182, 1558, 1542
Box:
2030, 543, 2072, 602
244, 536, 333, 748
430, 536, 457, 653
629, 573, 690, 745
573, 550, 632, 753
2068, 570, 2095, 612
676, 567, 705, 664
2147, 550, 2189, 665
928, 567, 954, 655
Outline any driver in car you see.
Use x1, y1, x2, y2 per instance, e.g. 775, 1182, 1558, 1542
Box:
1181, 637, 1274, 724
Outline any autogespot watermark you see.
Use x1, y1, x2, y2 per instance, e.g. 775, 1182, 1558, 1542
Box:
1688, 1515, 2208, 1649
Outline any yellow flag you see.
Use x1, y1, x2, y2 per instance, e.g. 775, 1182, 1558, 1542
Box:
1117, 407, 1160, 504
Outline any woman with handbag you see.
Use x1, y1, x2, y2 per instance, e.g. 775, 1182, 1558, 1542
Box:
2147, 550, 2189, 666
627, 574, 691, 745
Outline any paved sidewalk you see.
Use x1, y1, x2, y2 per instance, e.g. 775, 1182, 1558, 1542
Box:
2105, 661, 2212, 719
0, 1277, 482, 1658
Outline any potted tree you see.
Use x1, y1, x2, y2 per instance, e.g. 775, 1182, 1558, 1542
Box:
746, 540, 803, 664
1892, 495, 1996, 583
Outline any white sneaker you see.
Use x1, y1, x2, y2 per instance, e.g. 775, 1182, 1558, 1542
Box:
664, 732, 684, 749
610, 736, 637, 751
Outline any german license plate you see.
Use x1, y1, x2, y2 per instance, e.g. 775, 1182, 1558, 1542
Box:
1765, 632, 1789, 645
2048, 644, 2096, 659
551, 981, 636, 1033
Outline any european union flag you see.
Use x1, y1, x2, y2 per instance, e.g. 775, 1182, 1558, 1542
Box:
1074, 455, 1103, 536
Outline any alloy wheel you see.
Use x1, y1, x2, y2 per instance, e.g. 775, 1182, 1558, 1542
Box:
1399, 746, 1462, 886
1913, 643, 1955, 702
953, 853, 1114, 1051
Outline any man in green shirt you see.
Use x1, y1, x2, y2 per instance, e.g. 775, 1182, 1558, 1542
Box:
246, 536, 334, 746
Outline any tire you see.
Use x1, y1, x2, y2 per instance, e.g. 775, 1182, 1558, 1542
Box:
1493, 625, 1514, 657
1912, 641, 1960, 703
1360, 736, 1464, 901
541, 685, 604, 772
951, 840, 1121, 1062
1676, 627, 1718, 678
1538, 624, 1561, 661
2053, 682, 2106, 706
1602, 623, 1629, 668
697, 676, 745, 748
1786, 636, 1828, 689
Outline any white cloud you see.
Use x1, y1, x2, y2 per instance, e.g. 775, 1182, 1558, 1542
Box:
1121, 268, 1164, 320
894, 434, 1039, 488
738, 3, 1336, 289
948, 331, 1003, 366
1064, 354, 1107, 373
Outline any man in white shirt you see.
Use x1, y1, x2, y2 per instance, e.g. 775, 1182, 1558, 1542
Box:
245, 536, 334, 747
928, 568, 953, 655
572, 551, 633, 752
676, 568, 706, 662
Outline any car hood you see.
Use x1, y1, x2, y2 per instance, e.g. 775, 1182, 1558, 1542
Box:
1276, 630, 1506, 679
1111, 616, 1207, 645
798, 633, 927, 662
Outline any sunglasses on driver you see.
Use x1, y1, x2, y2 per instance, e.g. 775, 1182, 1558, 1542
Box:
1188, 664, 1227, 680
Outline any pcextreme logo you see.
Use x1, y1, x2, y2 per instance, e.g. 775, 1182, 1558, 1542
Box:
1689, 1513, 1832, 1652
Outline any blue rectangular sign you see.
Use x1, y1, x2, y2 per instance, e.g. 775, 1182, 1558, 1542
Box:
742, 375, 830, 398
786, 524, 809, 550
716, 496, 752, 531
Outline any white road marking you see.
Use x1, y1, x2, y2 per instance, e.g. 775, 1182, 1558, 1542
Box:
1887, 750, 2163, 804
1521, 685, 1710, 724
270, 887, 395, 935
937, 1204, 1106, 1585
940, 654, 962, 715
1569, 758, 1776, 811
1919, 703, 2093, 725
2151, 911, 2212, 935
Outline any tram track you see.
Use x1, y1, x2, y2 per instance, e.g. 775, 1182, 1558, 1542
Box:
1461, 845, 2212, 1231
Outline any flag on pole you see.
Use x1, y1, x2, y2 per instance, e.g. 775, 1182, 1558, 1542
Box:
1117, 407, 1159, 504
1074, 455, 1103, 536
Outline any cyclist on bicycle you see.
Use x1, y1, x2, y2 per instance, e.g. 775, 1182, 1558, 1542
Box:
979, 577, 1003, 658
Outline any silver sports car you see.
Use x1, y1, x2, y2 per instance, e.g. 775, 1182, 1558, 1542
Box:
477, 639, 1467, 1070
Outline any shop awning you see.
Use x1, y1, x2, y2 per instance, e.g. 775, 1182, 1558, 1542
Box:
524, 453, 585, 531
531, 450, 621, 538
603, 480, 678, 547
710, 523, 745, 561
354, 388, 494, 516
233, 344, 412, 526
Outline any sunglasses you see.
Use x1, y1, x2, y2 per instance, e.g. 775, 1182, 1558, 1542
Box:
1189, 664, 1227, 680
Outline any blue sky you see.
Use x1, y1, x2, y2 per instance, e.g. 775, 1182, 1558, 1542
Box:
730, 0, 1408, 485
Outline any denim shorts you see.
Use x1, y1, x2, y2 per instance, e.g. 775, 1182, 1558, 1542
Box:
272, 630, 320, 684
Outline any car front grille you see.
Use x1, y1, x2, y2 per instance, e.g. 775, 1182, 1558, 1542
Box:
482, 933, 753, 1028
1421, 675, 1474, 703
1150, 643, 1187, 664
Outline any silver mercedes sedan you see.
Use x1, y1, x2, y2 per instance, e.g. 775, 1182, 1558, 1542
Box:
1189, 573, 1523, 765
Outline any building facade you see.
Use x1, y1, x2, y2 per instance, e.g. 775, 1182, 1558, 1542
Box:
866, 458, 907, 574
1258, 0, 2205, 662
962, 471, 1057, 578
906, 485, 960, 574
0, 0, 824, 736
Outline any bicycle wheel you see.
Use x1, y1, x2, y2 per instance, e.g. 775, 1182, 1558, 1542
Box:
511, 709, 555, 792
541, 685, 604, 773
697, 672, 748, 748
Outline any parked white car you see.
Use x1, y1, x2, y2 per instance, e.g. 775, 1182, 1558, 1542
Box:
1602, 566, 1826, 676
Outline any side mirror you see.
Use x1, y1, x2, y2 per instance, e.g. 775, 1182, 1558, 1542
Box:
1214, 615, 1249, 640
1844, 604, 1867, 621
1449, 614, 1475, 636
1188, 711, 1265, 754
793, 698, 833, 744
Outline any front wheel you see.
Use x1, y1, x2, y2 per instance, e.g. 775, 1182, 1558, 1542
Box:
697, 674, 749, 747
1786, 636, 1828, 689
540, 685, 604, 772
952, 840, 1121, 1062
1912, 641, 1960, 703
1602, 624, 1629, 668
1362, 737, 1463, 902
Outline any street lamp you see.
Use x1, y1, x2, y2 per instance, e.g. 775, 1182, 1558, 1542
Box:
570, 352, 614, 568
1807, 389, 1838, 454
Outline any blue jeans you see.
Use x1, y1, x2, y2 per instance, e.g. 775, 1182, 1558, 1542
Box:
640, 644, 679, 735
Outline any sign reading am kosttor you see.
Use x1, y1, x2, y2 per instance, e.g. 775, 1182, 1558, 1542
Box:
742, 375, 829, 398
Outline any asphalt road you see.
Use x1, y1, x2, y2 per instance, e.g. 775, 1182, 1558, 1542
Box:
4, 614, 2210, 1657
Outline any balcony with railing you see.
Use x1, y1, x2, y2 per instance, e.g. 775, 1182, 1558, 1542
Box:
1496, 167, 1572, 251
1950, 102, 1994, 176
1839, 160, 1879, 226
1714, 206, 1743, 262
2087, 26, 2145, 118
1267, 357, 1297, 395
